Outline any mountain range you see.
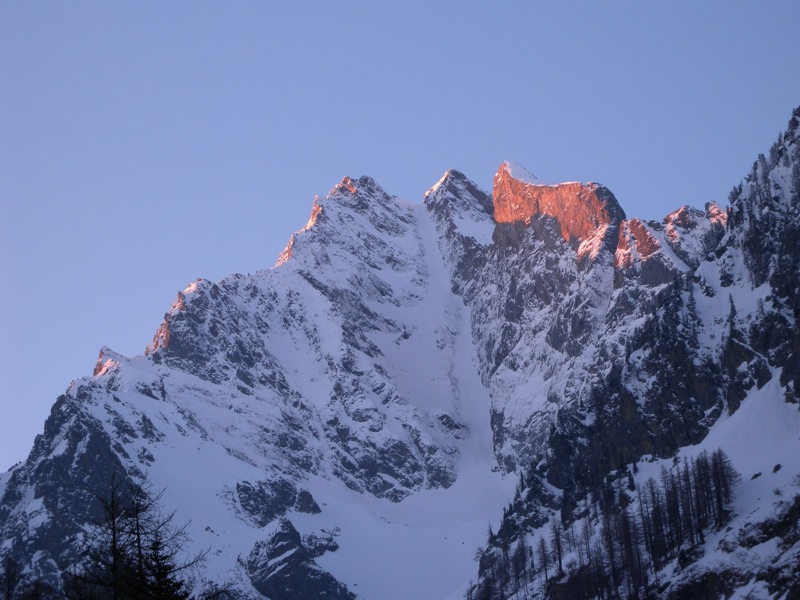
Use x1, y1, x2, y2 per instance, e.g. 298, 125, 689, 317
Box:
1, 107, 799, 599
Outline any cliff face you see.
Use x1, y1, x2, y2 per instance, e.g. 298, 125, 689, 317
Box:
1, 109, 799, 600
493, 161, 626, 244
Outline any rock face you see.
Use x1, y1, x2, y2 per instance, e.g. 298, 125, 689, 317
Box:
432, 161, 722, 479
469, 107, 800, 599
662, 203, 727, 269
1, 108, 799, 600
246, 519, 355, 600
493, 161, 626, 243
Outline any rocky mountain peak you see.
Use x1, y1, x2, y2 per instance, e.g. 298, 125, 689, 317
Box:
330, 175, 384, 199
663, 202, 726, 234
424, 169, 494, 219
424, 169, 470, 202
338, 176, 359, 195
664, 204, 704, 229
93, 346, 120, 377
492, 161, 626, 245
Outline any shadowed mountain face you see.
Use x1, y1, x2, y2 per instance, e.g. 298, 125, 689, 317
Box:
1, 108, 799, 599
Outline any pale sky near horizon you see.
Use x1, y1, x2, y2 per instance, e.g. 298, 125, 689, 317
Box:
2, 2, 800, 470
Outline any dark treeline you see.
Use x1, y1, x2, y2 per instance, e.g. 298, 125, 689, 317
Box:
1, 473, 212, 600
468, 448, 739, 600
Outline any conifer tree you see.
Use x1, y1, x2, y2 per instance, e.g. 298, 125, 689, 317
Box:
64, 471, 204, 600
550, 521, 564, 576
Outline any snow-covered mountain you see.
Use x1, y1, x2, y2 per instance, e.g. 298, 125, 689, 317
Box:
1, 107, 799, 599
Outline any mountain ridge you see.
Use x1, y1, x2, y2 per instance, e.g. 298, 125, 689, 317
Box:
1, 107, 799, 599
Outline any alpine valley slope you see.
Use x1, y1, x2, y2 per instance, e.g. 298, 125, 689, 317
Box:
1, 107, 799, 599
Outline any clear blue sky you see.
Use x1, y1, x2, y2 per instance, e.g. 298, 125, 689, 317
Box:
2, 1, 799, 470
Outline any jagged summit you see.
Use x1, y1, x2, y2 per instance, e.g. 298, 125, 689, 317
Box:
425, 168, 476, 195
330, 175, 385, 198
424, 169, 494, 219
493, 161, 626, 245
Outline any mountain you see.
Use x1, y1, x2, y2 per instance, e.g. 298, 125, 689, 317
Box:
1, 107, 799, 599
